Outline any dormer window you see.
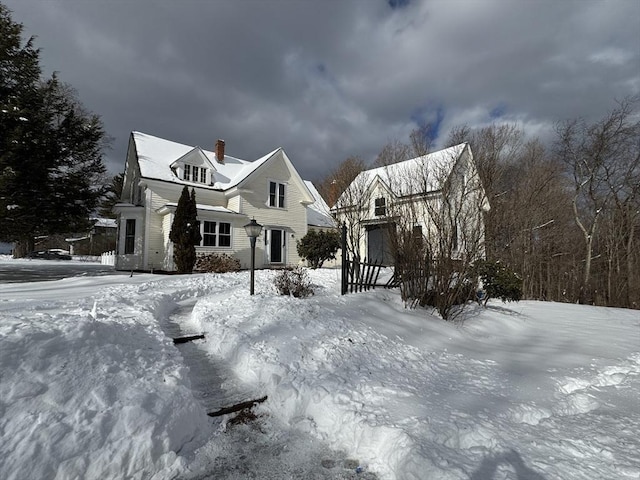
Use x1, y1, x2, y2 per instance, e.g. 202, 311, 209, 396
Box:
183, 164, 208, 184
374, 197, 386, 216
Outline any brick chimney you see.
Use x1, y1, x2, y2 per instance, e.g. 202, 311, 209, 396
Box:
215, 139, 225, 164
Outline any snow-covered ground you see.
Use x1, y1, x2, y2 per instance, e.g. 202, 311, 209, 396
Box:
0, 256, 638, 479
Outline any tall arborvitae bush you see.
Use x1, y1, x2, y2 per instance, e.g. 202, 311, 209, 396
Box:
169, 187, 201, 273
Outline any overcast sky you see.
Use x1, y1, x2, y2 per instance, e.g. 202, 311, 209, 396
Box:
4, 0, 640, 182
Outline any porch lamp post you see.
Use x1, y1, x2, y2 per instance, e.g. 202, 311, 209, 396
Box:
243, 218, 263, 295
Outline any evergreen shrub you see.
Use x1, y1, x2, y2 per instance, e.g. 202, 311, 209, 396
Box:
296, 229, 340, 268
169, 187, 201, 274
475, 260, 522, 306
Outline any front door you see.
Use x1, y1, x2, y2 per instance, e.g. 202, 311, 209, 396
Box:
266, 229, 285, 264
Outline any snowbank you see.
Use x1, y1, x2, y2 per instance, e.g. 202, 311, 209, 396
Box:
0, 263, 638, 479
186, 270, 640, 479
0, 273, 214, 480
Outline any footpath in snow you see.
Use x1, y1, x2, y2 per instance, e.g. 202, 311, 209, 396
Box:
0, 259, 639, 479
165, 300, 375, 479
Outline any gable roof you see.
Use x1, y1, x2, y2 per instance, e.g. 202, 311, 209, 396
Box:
304, 181, 337, 228
131, 131, 281, 190
336, 143, 469, 207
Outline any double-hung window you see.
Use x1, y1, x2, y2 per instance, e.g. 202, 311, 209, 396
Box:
374, 197, 386, 216
268, 181, 286, 208
184, 164, 192, 181
201, 221, 231, 247
202, 221, 217, 246
124, 219, 135, 254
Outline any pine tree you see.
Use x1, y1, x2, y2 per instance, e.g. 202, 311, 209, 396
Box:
169, 187, 201, 273
98, 173, 124, 218
0, 4, 108, 256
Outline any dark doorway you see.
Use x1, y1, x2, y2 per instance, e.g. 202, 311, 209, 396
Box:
267, 229, 284, 264
366, 223, 394, 265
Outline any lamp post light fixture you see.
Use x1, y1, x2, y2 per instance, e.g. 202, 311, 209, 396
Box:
243, 218, 263, 295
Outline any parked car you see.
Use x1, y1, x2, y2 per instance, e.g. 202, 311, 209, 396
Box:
26, 250, 72, 260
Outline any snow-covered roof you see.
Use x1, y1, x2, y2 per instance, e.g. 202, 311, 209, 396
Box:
92, 218, 117, 228
337, 143, 468, 207
304, 181, 337, 228
132, 131, 280, 190
65, 236, 90, 243
159, 203, 242, 216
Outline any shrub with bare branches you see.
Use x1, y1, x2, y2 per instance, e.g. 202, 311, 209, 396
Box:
194, 253, 241, 273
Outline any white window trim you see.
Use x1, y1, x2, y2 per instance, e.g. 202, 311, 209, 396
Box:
374, 196, 386, 216
267, 180, 287, 209
183, 163, 208, 184
265, 228, 286, 264
124, 218, 136, 254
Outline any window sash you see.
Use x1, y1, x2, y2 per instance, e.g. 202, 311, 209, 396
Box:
218, 222, 231, 246
269, 181, 285, 208
374, 197, 386, 216
202, 221, 217, 246
269, 181, 277, 207
183, 164, 207, 183
201, 221, 231, 247
124, 219, 135, 254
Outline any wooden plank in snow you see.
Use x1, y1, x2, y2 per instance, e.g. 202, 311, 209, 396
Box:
207, 396, 268, 418
173, 333, 205, 344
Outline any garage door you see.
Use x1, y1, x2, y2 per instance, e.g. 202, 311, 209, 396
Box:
366, 223, 394, 265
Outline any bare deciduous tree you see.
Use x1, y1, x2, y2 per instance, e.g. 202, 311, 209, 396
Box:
382, 145, 489, 320
409, 123, 435, 157
373, 126, 435, 168
316, 155, 366, 208
373, 138, 410, 168
332, 169, 373, 261
555, 97, 639, 304
498, 140, 576, 301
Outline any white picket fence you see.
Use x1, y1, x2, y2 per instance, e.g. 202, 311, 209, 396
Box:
101, 250, 116, 266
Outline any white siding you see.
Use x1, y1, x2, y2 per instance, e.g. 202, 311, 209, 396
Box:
161, 213, 174, 271
146, 188, 167, 270
227, 195, 241, 213
114, 207, 145, 270
239, 153, 308, 267
345, 147, 488, 263
143, 181, 229, 271
122, 150, 313, 271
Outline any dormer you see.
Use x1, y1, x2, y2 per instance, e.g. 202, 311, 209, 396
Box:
170, 147, 217, 185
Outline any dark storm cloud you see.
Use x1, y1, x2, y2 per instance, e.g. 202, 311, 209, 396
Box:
4, 0, 639, 182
